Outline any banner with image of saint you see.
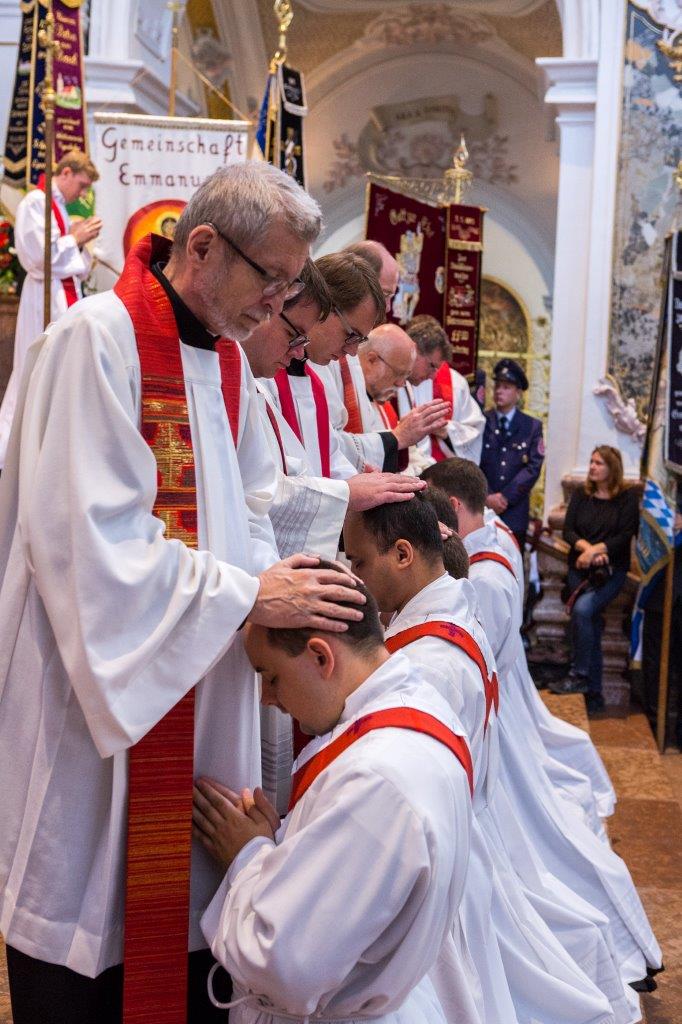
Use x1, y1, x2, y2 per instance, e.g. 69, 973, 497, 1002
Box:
92, 113, 250, 287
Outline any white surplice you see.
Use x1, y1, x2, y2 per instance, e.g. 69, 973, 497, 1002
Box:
0, 185, 92, 468
201, 653, 476, 1024
396, 368, 485, 467
310, 356, 389, 471
387, 575, 617, 1024
465, 523, 662, 986
0, 289, 280, 977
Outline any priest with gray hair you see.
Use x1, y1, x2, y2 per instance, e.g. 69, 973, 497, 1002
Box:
0, 160, 369, 1024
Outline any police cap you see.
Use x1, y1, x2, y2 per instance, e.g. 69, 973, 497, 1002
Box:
492, 358, 528, 391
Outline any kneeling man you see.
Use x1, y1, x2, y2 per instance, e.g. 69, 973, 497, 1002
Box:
194, 576, 476, 1024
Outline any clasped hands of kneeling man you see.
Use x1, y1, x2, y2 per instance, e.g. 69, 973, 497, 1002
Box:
193, 779, 279, 869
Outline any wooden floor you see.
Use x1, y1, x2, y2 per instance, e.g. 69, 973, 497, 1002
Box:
0, 697, 680, 1023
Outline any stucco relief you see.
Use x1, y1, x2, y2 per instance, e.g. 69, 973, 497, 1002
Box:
297, 0, 548, 13
359, 5, 494, 47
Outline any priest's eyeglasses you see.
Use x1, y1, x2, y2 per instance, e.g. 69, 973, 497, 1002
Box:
280, 310, 311, 351
334, 306, 369, 349
206, 222, 305, 300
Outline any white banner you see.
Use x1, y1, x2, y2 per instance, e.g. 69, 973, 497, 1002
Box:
92, 113, 251, 286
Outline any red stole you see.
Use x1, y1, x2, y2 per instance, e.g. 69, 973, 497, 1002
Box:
495, 518, 521, 551
377, 399, 398, 429
289, 706, 473, 811
262, 393, 288, 475
114, 233, 241, 1024
274, 365, 331, 477
430, 362, 453, 463
339, 353, 363, 433
385, 622, 499, 731
469, 550, 516, 578
36, 176, 78, 308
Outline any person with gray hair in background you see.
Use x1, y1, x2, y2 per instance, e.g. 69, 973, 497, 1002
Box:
0, 161, 370, 1023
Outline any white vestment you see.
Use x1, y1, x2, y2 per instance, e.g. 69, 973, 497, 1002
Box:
0, 289, 279, 976
0, 185, 92, 468
202, 654, 475, 1024
396, 369, 485, 467
387, 575, 617, 1024
310, 356, 389, 471
465, 523, 662, 988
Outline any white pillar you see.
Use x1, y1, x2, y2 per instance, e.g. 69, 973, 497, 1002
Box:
0, 0, 21, 150
536, 56, 598, 512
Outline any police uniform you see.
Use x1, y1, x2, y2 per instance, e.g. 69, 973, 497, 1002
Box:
479, 359, 545, 551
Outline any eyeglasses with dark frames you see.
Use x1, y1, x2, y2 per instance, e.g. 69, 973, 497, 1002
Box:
279, 310, 311, 352
334, 305, 369, 349
206, 222, 305, 300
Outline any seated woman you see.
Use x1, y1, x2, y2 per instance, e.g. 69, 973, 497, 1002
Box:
550, 445, 638, 714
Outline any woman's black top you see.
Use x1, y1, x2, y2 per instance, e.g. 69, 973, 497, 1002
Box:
563, 486, 639, 572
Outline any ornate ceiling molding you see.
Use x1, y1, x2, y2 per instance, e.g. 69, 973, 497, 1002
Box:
296, 0, 549, 14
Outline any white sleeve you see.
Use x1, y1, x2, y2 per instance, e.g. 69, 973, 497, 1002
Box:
469, 572, 515, 678
237, 363, 280, 573
15, 193, 89, 281
442, 371, 485, 463
18, 311, 260, 758
201, 768, 432, 1016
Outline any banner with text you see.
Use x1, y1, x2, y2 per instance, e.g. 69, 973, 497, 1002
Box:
444, 203, 484, 378
3, 0, 88, 189
92, 113, 250, 284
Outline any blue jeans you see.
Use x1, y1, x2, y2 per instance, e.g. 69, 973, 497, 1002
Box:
568, 568, 628, 695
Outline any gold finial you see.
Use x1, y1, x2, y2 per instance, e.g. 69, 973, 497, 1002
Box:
271, 0, 294, 71
444, 134, 474, 206
658, 30, 682, 83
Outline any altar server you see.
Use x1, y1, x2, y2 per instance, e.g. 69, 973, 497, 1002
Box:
196, 578, 477, 1024
396, 315, 485, 466
422, 458, 662, 995
0, 150, 102, 469
0, 162, 370, 1023
345, 499, 618, 1024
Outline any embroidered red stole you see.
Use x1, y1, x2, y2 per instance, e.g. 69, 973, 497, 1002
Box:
377, 399, 398, 429
495, 518, 521, 551
274, 366, 331, 477
114, 233, 241, 1024
385, 622, 499, 731
339, 353, 363, 433
261, 391, 288, 475
430, 362, 453, 463
36, 176, 78, 307
469, 550, 516, 578
289, 707, 473, 811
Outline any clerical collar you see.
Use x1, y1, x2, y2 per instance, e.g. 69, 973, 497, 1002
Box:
151, 261, 219, 352
287, 357, 308, 377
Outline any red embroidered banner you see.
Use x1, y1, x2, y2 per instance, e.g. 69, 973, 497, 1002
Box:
443, 204, 484, 378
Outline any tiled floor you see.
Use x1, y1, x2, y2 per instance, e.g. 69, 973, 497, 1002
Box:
0, 701, 679, 1023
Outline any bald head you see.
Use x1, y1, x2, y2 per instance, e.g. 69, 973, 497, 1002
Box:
344, 240, 399, 312
359, 323, 416, 402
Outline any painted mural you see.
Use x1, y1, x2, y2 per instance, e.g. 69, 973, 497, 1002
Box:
609, 2, 682, 419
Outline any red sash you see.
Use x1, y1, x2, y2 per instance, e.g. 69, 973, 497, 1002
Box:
114, 233, 241, 1024
385, 622, 499, 731
289, 707, 473, 811
495, 518, 521, 551
469, 550, 516, 578
36, 178, 78, 308
377, 399, 398, 429
339, 353, 363, 433
274, 366, 331, 477
430, 362, 453, 463
263, 394, 288, 475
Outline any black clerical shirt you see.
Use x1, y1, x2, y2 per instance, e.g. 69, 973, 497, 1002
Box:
151, 261, 219, 351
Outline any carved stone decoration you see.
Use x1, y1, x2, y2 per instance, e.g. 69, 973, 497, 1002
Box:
359, 4, 493, 48
297, 0, 548, 15
593, 376, 647, 445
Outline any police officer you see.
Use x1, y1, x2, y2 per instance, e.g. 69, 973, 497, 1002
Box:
479, 358, 545, 552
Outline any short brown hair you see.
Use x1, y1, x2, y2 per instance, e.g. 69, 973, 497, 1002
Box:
315, 252, 385, 327
266, 561, 384, 656
585, 445, 624, 498
285, 258, 332, 320
421, 458, 488, 514
443, 534, 469, 579
406, 315, 452, 361
343, 240, 383, 276
422, 485, 458, 532
55, 149, 99, 181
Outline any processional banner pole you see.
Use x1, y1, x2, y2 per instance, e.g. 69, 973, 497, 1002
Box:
39, 0, 58, 329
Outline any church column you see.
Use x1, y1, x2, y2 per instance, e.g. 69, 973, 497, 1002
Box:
535, 55, 598, 514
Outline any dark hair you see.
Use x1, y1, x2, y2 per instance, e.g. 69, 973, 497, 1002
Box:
315, 252, 386, 326
405, 314, 452, 361
421, 458, 488, 514
421, 485, 458, 532
359, 491, 443, 563
266, 560, 384, 657
443, 535, 469, 579
285, 258, 332, 320
585, 445, 624, 498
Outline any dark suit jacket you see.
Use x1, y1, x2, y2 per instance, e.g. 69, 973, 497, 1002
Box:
479, 408, 544, 535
